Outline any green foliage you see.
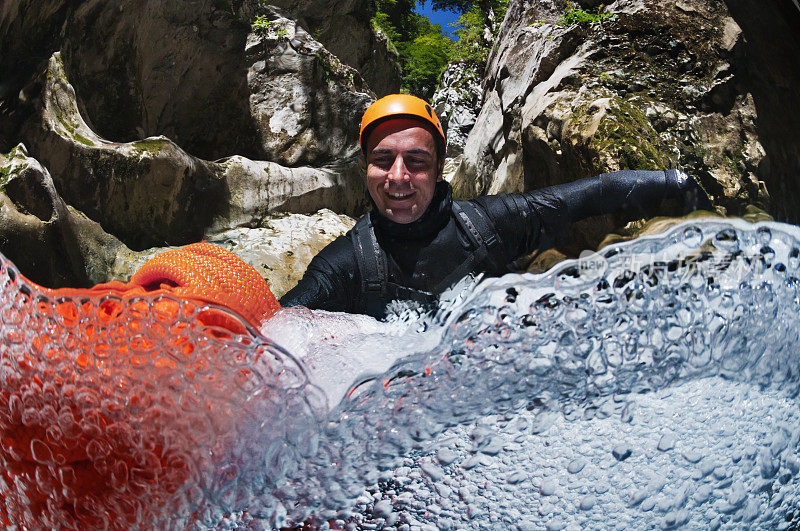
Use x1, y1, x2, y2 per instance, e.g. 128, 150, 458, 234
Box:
252, 14, 272, 32
399, 31, 453, 97
447, 0, 508, 64
252, 14, 287, 37
558, 4, 617, 26
0, 164, 9, 190
370, 0, 510, 94
371, 0, 455, 98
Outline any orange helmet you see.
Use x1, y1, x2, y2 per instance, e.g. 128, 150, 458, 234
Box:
359, 94, 446, 158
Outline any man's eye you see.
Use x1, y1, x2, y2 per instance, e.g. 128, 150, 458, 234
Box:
407, 159, 429, 168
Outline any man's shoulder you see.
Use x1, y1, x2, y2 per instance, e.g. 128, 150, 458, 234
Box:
308, 214, 372, 266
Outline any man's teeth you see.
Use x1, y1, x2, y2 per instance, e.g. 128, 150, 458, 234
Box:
390, 192, 413, 199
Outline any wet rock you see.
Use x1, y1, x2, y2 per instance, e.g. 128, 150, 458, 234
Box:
241, 9, 373, 167
432, 62, 483, 157
0, 0, 381, 163
267, 0, 401, 95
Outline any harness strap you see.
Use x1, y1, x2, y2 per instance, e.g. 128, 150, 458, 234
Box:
352, 216, 387, 301
452, 201, 506, 275
353, 203, 508, 313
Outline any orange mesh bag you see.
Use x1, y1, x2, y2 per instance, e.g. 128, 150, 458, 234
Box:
0, 243, 281, 528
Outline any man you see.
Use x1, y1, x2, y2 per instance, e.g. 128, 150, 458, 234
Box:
280, 94, 708, 318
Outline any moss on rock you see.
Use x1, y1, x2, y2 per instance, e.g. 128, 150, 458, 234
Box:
0, 145, 29, 191
590, 96, 668, 170
131, 138, 171, 154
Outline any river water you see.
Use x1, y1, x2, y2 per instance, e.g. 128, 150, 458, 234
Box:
2, 218, 800, 529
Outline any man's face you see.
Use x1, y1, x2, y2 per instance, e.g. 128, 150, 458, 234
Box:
365, 118, 442, 224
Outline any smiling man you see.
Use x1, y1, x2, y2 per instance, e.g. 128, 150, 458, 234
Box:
280, 94, 709, 318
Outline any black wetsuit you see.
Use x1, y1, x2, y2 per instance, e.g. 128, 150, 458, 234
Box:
280, 169, 700, 318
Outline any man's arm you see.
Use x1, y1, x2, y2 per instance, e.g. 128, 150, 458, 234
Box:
279, 236, 361, 312
473, 169, 709, 263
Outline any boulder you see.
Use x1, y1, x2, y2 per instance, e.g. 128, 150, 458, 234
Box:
243, 8, 373, 166
111, 210, 356, 298
0, 144, 129, 288
450, 0, 798, 250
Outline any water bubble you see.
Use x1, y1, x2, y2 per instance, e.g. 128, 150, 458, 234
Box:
757, 227, 772, 245
714, 228, 740, 251
539, 478, 557, 496
682, 450, 702, 464
682, 226, 703, 248
578, 495, 595, 510
567, 459, 586, 474
6, 220, 800, 528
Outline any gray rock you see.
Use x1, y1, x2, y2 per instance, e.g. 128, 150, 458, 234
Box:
242, 9, 373, 167
432, 62, 483, 157
266, 0, 401, 95
7, 1, 378, 164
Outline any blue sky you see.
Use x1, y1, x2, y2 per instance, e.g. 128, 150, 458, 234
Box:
414, 2, 461, 39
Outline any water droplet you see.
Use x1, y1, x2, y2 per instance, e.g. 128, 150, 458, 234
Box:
567, 459, 586, 474
756, 227, 772, 245
579, 495, 595, 510
436, 448, 457, 466
657, 433, 676, 451
714, 228, 740, 251
612, 444, 632, 461
30, 438, 54, 465
682, 450, 702, 463
539, 478, 557, 496
419, 461, 443, 481
506, 470, 527, 484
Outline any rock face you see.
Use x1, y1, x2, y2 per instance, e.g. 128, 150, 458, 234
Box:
0, 1, 379, 288
17, 53, 368, 251
432, 62, 483, 158
0, 144, 129, 288
266, 0, 402, 96
57, 3, 372, 165
243, 9, 372, 166
0, 142, 356, 290
450, 0, 800, 247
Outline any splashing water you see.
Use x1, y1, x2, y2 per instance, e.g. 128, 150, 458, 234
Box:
2, 218, 800, 529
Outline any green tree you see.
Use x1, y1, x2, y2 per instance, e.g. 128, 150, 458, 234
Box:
370, 0, 509, 95
446, 0, 509, 64
420, 0, 504, 15
399, 27, 453, 97
372, 1, 454, 97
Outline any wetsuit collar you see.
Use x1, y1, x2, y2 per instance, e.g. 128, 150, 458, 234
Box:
370, 180, 452, 239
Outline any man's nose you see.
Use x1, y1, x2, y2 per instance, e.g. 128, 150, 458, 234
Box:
387, 155, 410, 181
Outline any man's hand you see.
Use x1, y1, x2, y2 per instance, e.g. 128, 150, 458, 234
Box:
667, 169, 714, 213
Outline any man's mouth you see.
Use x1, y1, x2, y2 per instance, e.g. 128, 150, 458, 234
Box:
387, 191, 415, 200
